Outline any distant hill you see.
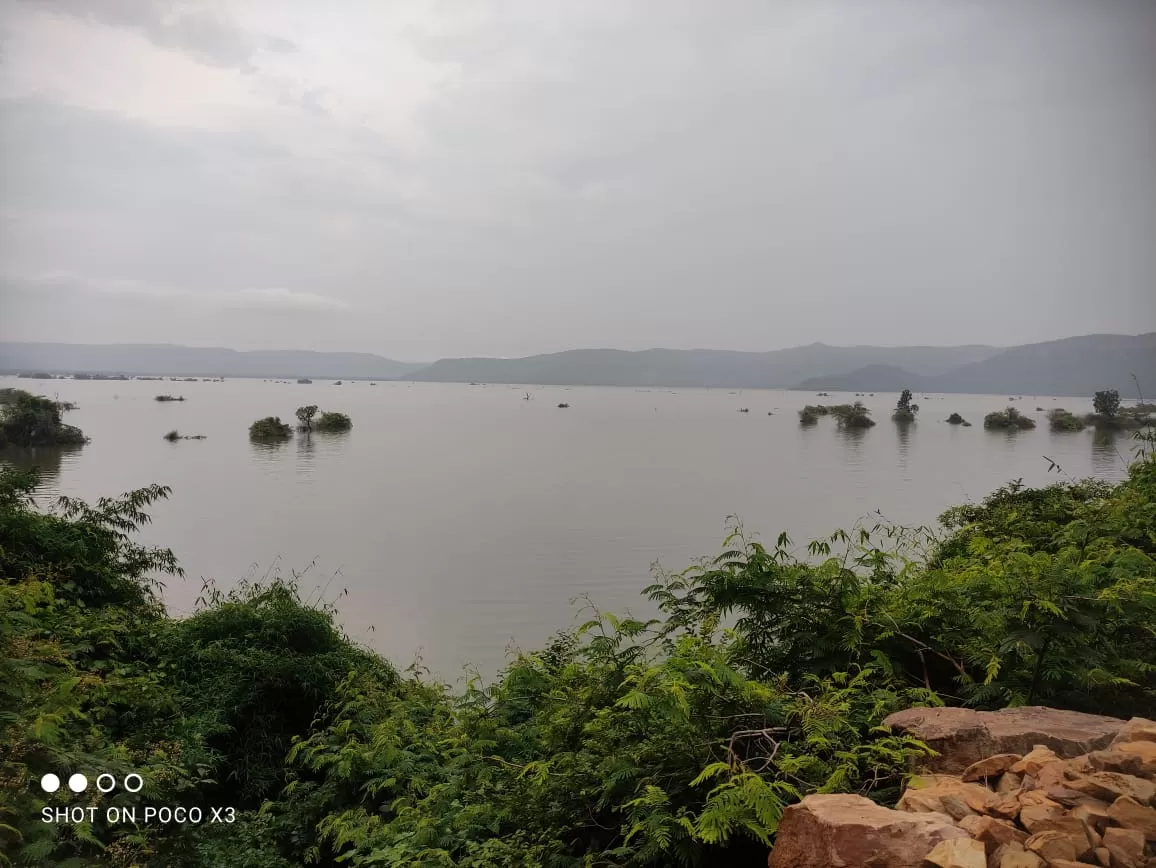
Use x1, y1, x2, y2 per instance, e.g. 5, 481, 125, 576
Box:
793, 333, 1156, 397
406, 344, 1001, 389
0, 343, 426, 380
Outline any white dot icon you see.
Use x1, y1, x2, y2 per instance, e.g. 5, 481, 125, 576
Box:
40, 773, 61, 793
68, 773, 88, 793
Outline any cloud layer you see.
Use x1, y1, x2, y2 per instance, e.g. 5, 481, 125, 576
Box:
1, 0, 1154, 357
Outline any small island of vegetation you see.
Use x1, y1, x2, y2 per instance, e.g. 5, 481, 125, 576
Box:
1048, 408, 1086, 431
830, 401, 875, 428
155, 394, 186, 402
0, 388, 88, 447
891, 389, 919, 423
294, 405, 353, 432
983, 406, 1037, 430
945, 412, 970, 426
249, 416, 293, 440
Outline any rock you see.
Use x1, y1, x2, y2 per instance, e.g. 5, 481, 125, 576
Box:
1024, 813, 1097, 851
1110, 718, 1156, 747
1012, 746, 1063, 777
963, 754, 1023, 782
1018, 803, 1064, 833
1112, 742, 1156, 776
924, 838, 987, 868
897, 780, 1000, 818
1088, 750, 1145, 777
766, 794, 968, 868
989, 795, 1023, 821
1092, 846, 1111, 868
993, 842, 1044, 868
958, 814, 1027, 852
1070, 801, 1112, 834
1107, 795, 1156, 841
1018, 791, 1063, 809
882, 708, 1126, 773
1101, 827, 1146, 868
1044, 784, 1097, 807
1023, 830, 1085, 864
1067, 771, 1156, 805
998, 772, 1024, 794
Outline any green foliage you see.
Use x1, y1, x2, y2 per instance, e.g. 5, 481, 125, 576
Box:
1093, 389, 1121, 418
892, 390, 919, 423
983, 407, 1036, 430
295, 405, 319, 431
830, 402, 875, 429
798, 407, 819, 425
249, 417, 293, 440
945, 413, 969, 426
1047, 409, 1086, 431
4, 449, 1156, 866
0, 389, 88, 448
314, 412, 352, 432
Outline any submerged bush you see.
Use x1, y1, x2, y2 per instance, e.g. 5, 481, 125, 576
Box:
984, 407, 1036, 430
830, 401, 875, 428
945, 412, 969, 426
155, 394, 185, 402
0, 388, 88, 447
315, 412, 352, 431
1048, 408, 1086, 431
892, 389, 919, 423
799, 407, 819, 425
249, 416, 293, 440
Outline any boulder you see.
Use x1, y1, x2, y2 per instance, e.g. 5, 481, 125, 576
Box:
957, 814, 1027, 852
962, 754, 1023, 782
1023, 829, 1086, 863
1101, 826, 1146, 868
766, 794, 968, 868
1107, 795, 1156, 841
1112, 741, 1156, 776
1013, 746, 1063, 777
1110, 718, 1156, 747
992, 842, 1044, 868
896, 780, 1001, 819
998, 771, 1024, 794
1066, 771, 1156, 805
1070, 801, 1112, 834
882, 707, 1126, 773
923, 837, 987, 868
1089, 749, 1145, 777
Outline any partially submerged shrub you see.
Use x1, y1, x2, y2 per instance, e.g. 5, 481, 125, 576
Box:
155, 394, 185, 402
163, 429, 180, 441
984, 407, 1036, 430
315, 411, 352, 431
0, 388, 88, 447
799, 407, 819, 425
831, 401, 875, 428
946, 412, 968, 426
892, 389, 919, 423
249, 417, 293, 440
1048, 409, 1086, 431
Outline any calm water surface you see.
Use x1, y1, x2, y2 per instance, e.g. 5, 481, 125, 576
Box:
0, 377, 1135, 679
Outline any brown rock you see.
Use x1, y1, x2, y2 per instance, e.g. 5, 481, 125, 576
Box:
1045, 862, 1096, 868
1067, 772, 1156, 805
1019, 803, 1065, 833
1012, 746, 1063, 777
1106, 796, 1156, 842
1109, 718, 1156, 747
964, 754, 1024, 783
1018, 790, 1063, 809
1023, 830, 1084, 864
897, 780, 1000, 819
993, 842, 1044, 868
1101, 826, 1146, 868
766, 794, 968, 868
989, 795, 1023, 821
1088, 750, 1144, 776
1027, 813, 1097, 852
1071, 801, 1112, 834
1045, 785, 1097, 807
882, 707, 1126, 773
1035, 761, 1076, 789
1092, 846, 1111, 868
999, 772, 1024, 795
1111, 742, 1156, 776
925, 837, 988, 868
959, 814, 1028, 852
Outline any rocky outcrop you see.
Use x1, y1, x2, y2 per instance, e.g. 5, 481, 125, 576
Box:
766, 794, 968, 868
881, 708, 1129, 773
768, 710, 1156, 868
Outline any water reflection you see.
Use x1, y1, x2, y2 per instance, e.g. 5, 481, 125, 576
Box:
894, 421, 913, 472
0, 444, 85, 485
1091, 430, 1126, 476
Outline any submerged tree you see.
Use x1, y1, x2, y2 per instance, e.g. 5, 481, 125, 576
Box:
892, 389, 919, 423
0, 388, 88, 447
1093, 389, 1121, 419
249, 417, 293, 440
314, 411, 352, 432
295, 404, 319, 431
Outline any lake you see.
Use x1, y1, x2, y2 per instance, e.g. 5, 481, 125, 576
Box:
0, 376, 1137, 679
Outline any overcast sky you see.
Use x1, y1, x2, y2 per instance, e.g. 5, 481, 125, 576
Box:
0, 1, 1153, 361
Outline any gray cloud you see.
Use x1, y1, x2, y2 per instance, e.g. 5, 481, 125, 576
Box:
0, 0, 1154, 359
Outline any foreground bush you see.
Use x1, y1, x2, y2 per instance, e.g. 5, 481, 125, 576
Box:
2, 443, 1154, 866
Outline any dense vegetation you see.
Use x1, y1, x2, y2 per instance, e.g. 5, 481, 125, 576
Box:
983, 406, 1036, 430
891, 389, 918, 423
0, 388, 88, 447
2, 434, 1154, 866
249, 417, 293, 440
945, 412, 970, 426
1048, 408, 1086, 432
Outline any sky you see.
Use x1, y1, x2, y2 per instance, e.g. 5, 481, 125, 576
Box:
0, 1, 1154, 361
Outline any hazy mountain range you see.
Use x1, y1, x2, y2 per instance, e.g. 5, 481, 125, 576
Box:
0, 343, 425, 380
2, 333, 1153, 397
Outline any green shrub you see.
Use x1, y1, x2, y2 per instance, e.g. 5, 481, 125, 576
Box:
249, 417, 293, 440
946, 412, 968, 425
830, 401, 875, 428
892, 389, 919, 423
1047, 409, 1086, 431
314, 411, 352, 432
983, 407, 1036, 430
0, 388, 88, 447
